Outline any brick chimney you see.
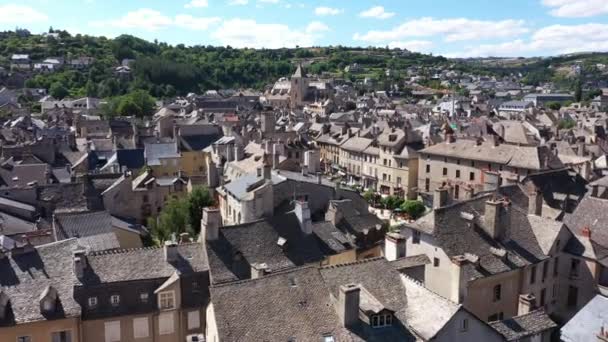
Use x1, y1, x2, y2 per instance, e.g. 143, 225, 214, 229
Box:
338, 284, 360, 328
202, 207, 221, 241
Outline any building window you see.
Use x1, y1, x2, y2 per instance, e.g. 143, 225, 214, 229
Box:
88, 297, 98, 308
159, 291, 175, 310
433, 257, 440, 267
570, 258, 580, 278
488, 312, 504, 322
471, 161, 475, 167
110, 295, 120, 306
104, 321, 121, 342
553, 257, 559, 277
426, 164, 430, 173
188, 310, 201, 330
542, 261, 548, 282
413, 231, 421, 244
487, 163, 492, 171
442, 167, 447, 176
530, 265, 536, 284
454, 185, 460, 199
425, 178, 430, 192
396, 177, 401, 185
140, 292, 149, 303
493, 284, 502, 302
323, 335, 335, 342
552, 284, 558, 299
159, 312, 175, 335
51, 331, 72, 342
371, 314, 393, 328
469, 172, 475, 181
540, 288, 546, 306
460, 318, 469, 332
17, 337, 31, 342
567, 286, 578, 308
133, 317, 149, 338
456, 170, 461, 178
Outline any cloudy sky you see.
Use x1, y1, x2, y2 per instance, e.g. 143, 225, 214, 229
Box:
1, 0, 608, 57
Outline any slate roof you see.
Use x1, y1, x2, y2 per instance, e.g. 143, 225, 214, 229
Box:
206, 212, 325, 284
0, 163, 48, 187
420, 140, 563, 170
77, 232, 120, 252
144, 142, 179, 166
80, 242, 208, 285
389, 254, 430, 272
564, 195, 608, 265
0, 211, 37, 236
210, 266, 352, 342
404, 186, 562, 280
37, 183, 89, 211
54, 211, 146, 241
0, 239, 81, 325
115, 149, 145, 169
561, 294, 608, 342
320, 258, 418, 341
490, 309, 557, 341
341, 137, 373, 153
179, 133, 222, 151
312, 221, 356, 254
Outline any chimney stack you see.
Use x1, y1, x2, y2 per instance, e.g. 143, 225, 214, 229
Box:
294, 200, 312, 234
384, 233, 406, 261
202, 207, 221, 241
339, 284, 360, 328
164, 240, 178, 263
433, 187, 449, 209
518, 293, 536, 315
528, 190, 543, 216
484, 199, 508, 240
73, 249, 87, 279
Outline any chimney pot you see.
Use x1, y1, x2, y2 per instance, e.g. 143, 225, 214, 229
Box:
294, 200, 312, 234
433, 187, 449, 209
202, 207, 221, 241
164, 240, 178, 263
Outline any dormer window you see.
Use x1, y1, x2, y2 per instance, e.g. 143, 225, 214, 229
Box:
159, 291, 175, 310
371, 313, 393, 328
110, 295, 120, 306
88, 297, 98, 308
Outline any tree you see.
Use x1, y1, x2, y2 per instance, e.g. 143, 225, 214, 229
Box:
187, 186, 215, 235
574, 78, 583, 102
85, 80, 98, 97
400, 200, 426, 219
546, 102, 562, 111
49, 82, 69, 99
381, 196, 404, 210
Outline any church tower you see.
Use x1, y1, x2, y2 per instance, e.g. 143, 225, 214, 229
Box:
290, 64, 308, 108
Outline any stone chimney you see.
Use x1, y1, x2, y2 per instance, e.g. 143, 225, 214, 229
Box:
251, 263, 269, 279
263, 154, 272, 180
384, 233, 406, 261
484, 198, 508, 240
202, 207, 221, 241
463, 185, 474, 200
528, 190, 543, 216
433, 187, 449, 209
164, 240, 178, 263
234, 144, 244, 162
338, 284, 360, 328
294, 200, 312, 234
518, 293, 536, 314
73, 249, 87, 279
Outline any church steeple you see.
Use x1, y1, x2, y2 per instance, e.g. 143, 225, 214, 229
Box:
293, 63, 304, 78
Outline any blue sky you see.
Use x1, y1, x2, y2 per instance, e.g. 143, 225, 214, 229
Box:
1, 0, 608, 57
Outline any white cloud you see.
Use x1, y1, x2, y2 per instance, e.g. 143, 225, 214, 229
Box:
91, 9, 220, 32
228, 0, 248, 4
211, 19, 322, 48
185, 0, 209, 8
542, 0, 608, 17
0, 4, 48, 24
315, 6, 343, 16
388, 40, 433, 52
446, 23, 608, 57
175, 15, 221, 30
259, 0, 279, 3
359, 6, 395, 19
353, 17, 528, 43
306, 21, 329, 34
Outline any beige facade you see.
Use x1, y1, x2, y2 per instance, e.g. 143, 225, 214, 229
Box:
0, 317, 80, 342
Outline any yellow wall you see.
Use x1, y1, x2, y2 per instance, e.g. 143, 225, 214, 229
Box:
0, 317, 80, 342
180, 151, 207, 177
